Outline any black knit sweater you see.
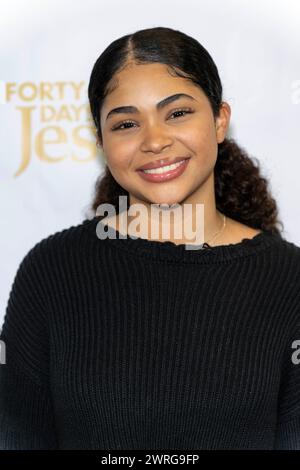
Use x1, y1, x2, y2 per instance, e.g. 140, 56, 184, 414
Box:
1, 216, 300, 450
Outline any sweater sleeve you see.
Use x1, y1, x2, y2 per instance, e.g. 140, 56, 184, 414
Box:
0, 243, 59, 449
274, 323, 300, 449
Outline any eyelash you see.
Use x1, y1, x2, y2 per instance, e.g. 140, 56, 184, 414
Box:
111, 108, 194, 131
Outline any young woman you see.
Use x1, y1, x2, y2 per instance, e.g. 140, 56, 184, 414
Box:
1, 26, 300, 450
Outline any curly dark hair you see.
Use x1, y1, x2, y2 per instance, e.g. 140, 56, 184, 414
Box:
88, 26, 283, 235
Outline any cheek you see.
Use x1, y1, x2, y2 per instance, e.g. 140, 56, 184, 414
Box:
180, 112, 216, 139
181, 123, 218, 157
104, 138, 137, 171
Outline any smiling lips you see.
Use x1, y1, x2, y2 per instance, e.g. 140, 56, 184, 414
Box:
137, 156, 190, 171
136, 157, 191, 183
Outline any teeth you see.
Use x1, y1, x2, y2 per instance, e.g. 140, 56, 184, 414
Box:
142, 160, 186, 174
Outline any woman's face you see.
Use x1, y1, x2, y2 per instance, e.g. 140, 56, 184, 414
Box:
99, 62, 231, 207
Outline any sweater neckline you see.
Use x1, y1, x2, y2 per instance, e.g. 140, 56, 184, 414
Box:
84, 216, 283, 264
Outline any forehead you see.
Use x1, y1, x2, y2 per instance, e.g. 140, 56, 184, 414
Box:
108, 62, 186, 84
101, 63, 204, 110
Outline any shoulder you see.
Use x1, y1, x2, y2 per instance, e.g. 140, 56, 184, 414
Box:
20, 217, 96, 270
228, 217, 300, 259
229, 218, 300, 248
226, 218, 263, 242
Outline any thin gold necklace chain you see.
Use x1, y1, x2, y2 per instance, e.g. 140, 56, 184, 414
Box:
205, 213, 226, 245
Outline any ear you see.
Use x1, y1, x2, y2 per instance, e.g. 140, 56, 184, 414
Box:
96, 138, 107, 164
96, 136, 103, 149
215, 101, 231, 144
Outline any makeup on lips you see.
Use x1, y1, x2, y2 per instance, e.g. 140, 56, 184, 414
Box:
136, 156, 191, 183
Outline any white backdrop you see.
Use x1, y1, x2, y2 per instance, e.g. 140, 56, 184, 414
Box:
1, 0, 300, 327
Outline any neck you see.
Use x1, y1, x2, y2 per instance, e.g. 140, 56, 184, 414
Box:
120, 173, 227, 245
114, 204, 225, 247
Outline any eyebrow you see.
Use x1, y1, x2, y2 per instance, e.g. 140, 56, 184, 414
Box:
105, 93, 197, 121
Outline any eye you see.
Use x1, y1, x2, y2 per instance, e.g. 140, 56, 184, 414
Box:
111, 107, 194, 131
168, 107, 194, 119
111, 120, 137, 131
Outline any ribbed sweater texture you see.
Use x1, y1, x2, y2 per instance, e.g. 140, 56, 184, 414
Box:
1, 216, 300, 450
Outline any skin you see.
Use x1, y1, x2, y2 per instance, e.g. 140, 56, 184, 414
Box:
97, 61, 262, 246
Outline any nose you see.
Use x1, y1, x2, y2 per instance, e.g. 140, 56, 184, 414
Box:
140, 122, 174, 154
